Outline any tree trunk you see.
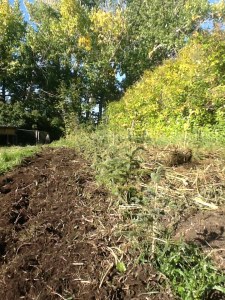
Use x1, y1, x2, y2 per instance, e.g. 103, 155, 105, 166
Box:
1, 78, 6, 102
85, 98, 90, 121
98, 99, 103, 123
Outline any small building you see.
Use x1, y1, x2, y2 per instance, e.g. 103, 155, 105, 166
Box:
0, 126, 50, 146
0, 126, 17, 145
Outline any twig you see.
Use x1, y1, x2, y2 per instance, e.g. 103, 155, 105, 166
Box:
206, 248, 225, 258
16, 243, 32, 255
47, 285, 68, 300
99, 262, 114, 288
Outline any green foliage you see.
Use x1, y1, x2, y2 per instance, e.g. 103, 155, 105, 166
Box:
0, 102, 26, 127
97, 147, 142, 187
108, 29, 225, 137
156, 242, 225, 300
0, 146, 38, 174
0, 101, 63, 139
0, 0, 26, 102
0, 0, 217, 134
121, 0, 210, 86
116, 261, 126, 273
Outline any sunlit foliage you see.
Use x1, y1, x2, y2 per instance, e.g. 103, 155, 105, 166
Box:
108, 29, 225, 136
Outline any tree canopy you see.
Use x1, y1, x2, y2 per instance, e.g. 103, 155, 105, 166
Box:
108, 28, 225, 136
0, 0, 223, 137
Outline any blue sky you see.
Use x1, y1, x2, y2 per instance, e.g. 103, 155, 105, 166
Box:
9, 0, 31, 21
9, 0, 221, 23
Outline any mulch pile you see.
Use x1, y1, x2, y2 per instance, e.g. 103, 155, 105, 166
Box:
0, 148, 173, 300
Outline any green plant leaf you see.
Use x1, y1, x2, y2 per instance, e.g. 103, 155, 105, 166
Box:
213, 286, 225, 294
116, 261, 126, 273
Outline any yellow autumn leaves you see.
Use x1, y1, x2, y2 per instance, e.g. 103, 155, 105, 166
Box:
78, 35, 91, 51
44, 0, 126, 52
0, 0, 17, 29
108, 30, 225, 135
90, 9, 126, 46
77, 8, 126, 51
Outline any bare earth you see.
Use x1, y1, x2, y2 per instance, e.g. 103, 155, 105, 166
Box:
175, 210, 225, 270
0, 148, 174, 300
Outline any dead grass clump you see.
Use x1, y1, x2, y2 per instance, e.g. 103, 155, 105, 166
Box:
166, 148, 192, 167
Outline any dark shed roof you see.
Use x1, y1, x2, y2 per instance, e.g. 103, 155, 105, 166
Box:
0, 126, 17, 136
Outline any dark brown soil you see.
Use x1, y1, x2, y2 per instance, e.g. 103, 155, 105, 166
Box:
175, 210, 225, 270
0, 148, 173, 300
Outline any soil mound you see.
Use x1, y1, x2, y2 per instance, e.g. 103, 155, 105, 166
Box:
175, 210, 225, 270
0, 148, 171, 300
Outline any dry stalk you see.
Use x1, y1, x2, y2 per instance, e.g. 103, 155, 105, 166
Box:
205, 248, 225, 258
99, 262, 114, 288
47, 285, 68, 300
16, 243, 32, 255
151, 183, 158, 256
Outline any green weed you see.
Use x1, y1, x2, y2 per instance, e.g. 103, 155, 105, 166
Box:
155, 242, 225, 300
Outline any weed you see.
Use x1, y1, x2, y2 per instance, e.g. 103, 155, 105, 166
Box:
155, 242, 225, 300
116, 261, 126, 273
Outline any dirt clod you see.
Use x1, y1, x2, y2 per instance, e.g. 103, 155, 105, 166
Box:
166, 148, 192, 167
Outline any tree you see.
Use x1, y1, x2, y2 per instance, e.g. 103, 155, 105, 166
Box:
108, 29, 225, 135
25, 0, 124, 123
0, 0, 218, 134
0, 0, 26, 103
118, 0, 210, 87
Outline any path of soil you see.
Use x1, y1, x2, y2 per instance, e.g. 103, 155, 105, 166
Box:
0, 148, 173, 300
